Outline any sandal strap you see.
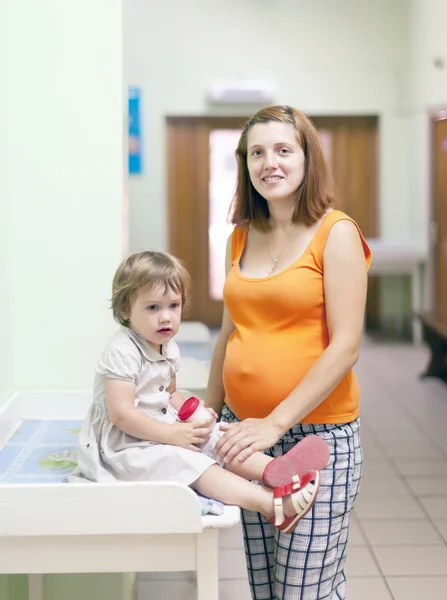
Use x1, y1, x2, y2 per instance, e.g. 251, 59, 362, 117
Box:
291, 474, 301, 488
273, 482, 294, 499
273, 473, 317, 526
290, 475, 318, 514
273, 474, 303, 526
274, 497, 285, 526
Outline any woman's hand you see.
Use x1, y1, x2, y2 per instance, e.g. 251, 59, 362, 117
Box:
215, 417, 284, 463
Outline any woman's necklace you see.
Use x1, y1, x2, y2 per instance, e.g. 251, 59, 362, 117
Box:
264, 228, 294, 275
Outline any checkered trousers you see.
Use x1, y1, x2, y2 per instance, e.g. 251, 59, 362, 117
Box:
221, 406, 363, 600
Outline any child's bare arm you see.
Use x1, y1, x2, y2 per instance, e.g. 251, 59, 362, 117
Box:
166, 374, 185, 410
105, 378, 209, 450
106, 378, 174, 443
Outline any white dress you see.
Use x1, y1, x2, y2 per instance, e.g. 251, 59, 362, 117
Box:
70, 327, 223, 485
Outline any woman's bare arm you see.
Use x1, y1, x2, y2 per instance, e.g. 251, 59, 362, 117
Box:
205, 234, 235, 414
271, 220, 368, 430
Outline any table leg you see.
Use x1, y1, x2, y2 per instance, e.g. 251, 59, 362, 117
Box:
196, 529, 219, 600
28, 575, 43, 600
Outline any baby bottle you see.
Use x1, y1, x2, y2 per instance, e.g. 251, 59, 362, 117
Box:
178, 396, 216, 447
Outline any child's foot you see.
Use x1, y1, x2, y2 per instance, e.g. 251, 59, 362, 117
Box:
267, 471, 320, 534
262, 435, 329, 488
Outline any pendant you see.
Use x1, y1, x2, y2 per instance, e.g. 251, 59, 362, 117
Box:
270, 258, 278, 273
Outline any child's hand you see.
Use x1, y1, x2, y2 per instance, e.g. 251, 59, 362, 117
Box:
169, 421, 213, 451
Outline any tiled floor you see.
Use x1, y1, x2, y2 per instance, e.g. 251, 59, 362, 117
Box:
345, 338, 447, 599
138, 338, 447, 599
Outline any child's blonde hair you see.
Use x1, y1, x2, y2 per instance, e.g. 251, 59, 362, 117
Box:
111, 251, 191, 326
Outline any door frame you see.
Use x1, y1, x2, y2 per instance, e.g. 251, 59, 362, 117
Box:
430, 107, 447, 314
166, 116, 249, 326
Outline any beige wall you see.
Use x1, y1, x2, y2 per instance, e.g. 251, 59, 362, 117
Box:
406, 0, 447, 250
123, 0, 411, 252
0, 3, 13, 404
1, 0, 126, 598
3, 0, 125, 391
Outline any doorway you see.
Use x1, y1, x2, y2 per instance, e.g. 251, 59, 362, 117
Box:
167, 115, 379, 327
432, 112, 447, 315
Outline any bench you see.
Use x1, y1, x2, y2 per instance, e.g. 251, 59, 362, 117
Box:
419, 312, 447, 382
0, 391, 240, 600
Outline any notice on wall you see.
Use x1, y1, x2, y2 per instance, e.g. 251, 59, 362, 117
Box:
128, 87, 142, 174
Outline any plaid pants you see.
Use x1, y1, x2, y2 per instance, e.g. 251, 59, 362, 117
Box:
221, 406, 363, 600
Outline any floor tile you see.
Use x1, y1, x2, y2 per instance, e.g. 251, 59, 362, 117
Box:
359, 432, 380, 447
432, 436, 447, 453
419, 497, 447, 519
387, 576, 447, 600
362, 447, 385, 461
347, 577, 392, 600
361, 519, 443, 546
373, 546, 447, 576
433, 519, 447, 542
405, 476, 447, 496
346, 547, 380, 577
362, 459, 397, 476
380, 439, 443, 459
371, 426, 428, 442
359, 473, 410, 496
219, 579, 252, 600
348, 518, 367, 546
355, 494, 426, 519
392, 458, 447, 477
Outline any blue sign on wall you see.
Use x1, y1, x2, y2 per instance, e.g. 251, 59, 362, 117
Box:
128, 87, 142, 174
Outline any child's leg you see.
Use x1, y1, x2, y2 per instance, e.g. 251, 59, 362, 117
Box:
225, 452, 272, 481
192, 464, 299, 519
218, 435, 330, 486
192, 464, 322, 534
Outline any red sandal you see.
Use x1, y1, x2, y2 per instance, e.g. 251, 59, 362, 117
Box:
268, 471, 320, 534
262, 435, 329, 488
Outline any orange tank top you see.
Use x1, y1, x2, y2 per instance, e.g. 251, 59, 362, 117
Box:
222, 210, 372, 424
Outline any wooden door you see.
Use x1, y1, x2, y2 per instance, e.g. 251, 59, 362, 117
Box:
167, 116, 379, 328
312, 117, 379, 330
312, 117, 378, 237
433, 115, 447, 315
167, 117, 247, 326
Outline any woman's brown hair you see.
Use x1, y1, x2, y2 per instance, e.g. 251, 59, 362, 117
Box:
231, 105, 335, 231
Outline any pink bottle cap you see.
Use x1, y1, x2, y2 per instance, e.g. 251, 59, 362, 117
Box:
178, 396, 200, 421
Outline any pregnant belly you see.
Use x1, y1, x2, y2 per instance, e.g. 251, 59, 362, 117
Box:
223, 337, 318, 421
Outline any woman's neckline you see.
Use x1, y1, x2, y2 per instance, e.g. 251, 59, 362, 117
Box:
235, 209, 336, 282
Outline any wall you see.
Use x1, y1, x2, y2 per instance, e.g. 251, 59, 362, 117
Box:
368, 0, 447, 323
0, 206, 13, 405
406, 0, 447, 311
1, 1, 127, 599
123, 0, 410, 252
0, 3, 13, 405
5, 0, 125, 391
